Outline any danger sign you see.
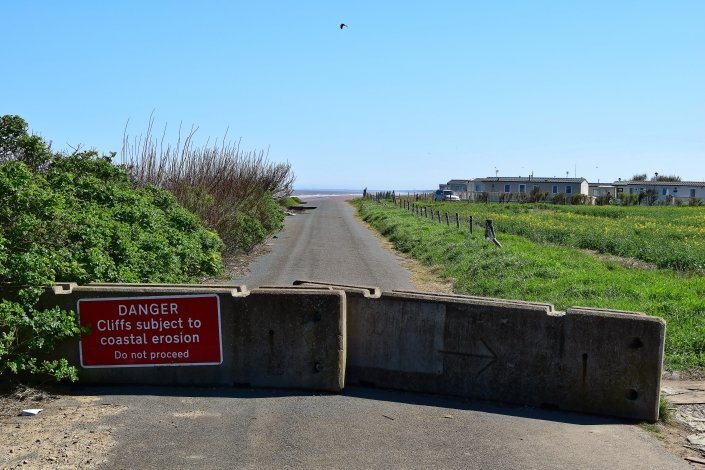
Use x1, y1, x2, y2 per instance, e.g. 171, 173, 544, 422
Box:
78, 294, 222, 368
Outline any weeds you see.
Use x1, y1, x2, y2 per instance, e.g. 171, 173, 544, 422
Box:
121, 115, 294, 253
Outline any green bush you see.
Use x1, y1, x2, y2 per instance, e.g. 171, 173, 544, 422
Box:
279, 196, 301, 208
0, 289, 80, 381
552, 193, 567, 204
351, 198, 705, 371
1, 115, 225, 382
595, 194, 612, 206
570, 194, 589, 205
223, 212, 268, 253
256, 191, 285, 232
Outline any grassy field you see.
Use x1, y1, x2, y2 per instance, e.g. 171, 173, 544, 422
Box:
352, 198, 705, 372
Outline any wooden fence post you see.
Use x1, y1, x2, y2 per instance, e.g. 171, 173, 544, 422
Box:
469, 216, 473, 234
455, 213, 460, 228
485, 219, 502, 247
445, 212, 449, 226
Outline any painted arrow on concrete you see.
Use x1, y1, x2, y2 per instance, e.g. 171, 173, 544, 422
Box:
439, 338, 497, 375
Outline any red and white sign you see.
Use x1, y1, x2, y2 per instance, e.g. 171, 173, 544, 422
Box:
78, 294, 222, 368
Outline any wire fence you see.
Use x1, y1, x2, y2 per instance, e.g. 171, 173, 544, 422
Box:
362, 192, 501, 247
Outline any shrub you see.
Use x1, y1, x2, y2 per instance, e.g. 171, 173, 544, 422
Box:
552, 193, 567, 205
279, 196, 302, 208
1, 115, 225, 382
0, 290, 80, 381
595, 194, 612, 206
528, 187, 548, 203
121, 116, 295, 253
256, 191, 286, 232
570, 194, 589, 205
223, 212, 268, 253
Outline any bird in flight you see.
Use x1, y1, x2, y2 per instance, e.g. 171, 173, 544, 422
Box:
340, 23, 347, 29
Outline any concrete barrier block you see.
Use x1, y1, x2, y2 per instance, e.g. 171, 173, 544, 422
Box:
560, 307, 665, 420
294, 280, 381, 298
233, 288, 346, 392
337, 288, 664, 422
21, 284, 346, 393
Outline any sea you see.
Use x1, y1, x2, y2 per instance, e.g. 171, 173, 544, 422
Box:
293, 189, 433, 199
292, 189, 363, 199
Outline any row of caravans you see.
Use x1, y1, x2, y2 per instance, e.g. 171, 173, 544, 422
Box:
440, 177, 705, 204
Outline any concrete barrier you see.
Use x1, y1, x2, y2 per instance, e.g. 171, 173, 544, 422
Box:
32, 283, 345, 392
9, 281, 666, 420
295, 282, 665, 422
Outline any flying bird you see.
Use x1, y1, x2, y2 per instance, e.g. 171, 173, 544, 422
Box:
340, 23, 347, 29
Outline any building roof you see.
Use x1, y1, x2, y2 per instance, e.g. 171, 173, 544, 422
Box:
613, 180, 705, 187
478, 177, 587, 184
447, 179, 472, 185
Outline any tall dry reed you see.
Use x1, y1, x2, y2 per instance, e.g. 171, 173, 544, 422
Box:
120, 116, 294, 252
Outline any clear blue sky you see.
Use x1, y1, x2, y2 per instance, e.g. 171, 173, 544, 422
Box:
2, 1, 704, 189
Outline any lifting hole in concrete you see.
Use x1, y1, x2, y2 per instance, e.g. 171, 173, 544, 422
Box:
626, 389, 639, 401
269, 329, 274, 336
314, 312, 322, 322
628, 337, 643, 349
314, 362, 322, 373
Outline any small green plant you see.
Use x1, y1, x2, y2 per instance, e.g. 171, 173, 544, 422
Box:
641, 396, 675, 433
279, 196, 301, 208
658, 395, 673, 424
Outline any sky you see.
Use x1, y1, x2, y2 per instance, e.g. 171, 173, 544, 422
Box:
2, 1, 704, 190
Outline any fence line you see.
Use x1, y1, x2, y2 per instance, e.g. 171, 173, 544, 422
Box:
363, 195, 502, 247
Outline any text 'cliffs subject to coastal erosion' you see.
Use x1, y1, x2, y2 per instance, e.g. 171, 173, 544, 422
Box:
78, 294, 222, 367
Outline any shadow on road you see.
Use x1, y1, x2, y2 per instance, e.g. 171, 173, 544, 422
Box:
342, 385, 628, 426
63, 383, 628, 427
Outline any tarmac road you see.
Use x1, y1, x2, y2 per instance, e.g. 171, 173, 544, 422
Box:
235, 196, 416, 290
44, 196, 688, 469
81, 384, 686, 470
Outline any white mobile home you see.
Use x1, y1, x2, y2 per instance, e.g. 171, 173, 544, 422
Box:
470, 177, 589, 202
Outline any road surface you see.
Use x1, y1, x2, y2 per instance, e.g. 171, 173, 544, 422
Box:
82, 384, 686, 469
236, 196, 416, 290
